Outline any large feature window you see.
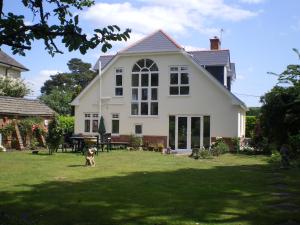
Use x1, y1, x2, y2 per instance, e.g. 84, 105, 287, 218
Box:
115, 68, 123, 96
131, 59, 159, 116
169, 66, 189, 95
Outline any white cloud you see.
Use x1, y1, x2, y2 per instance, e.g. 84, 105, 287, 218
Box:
183, 45, 206, 51
24, 20, 33, 26
26, 70, 62, 97
240, 0, 265, 4
82, 1, 258, 46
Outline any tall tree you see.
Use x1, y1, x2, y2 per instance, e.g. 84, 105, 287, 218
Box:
40, 58, 96, 115
260, 49, 300, 147
0, 0, 131, 56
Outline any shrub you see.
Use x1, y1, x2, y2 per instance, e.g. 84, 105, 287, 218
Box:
30, 137, 38, 150
58, 115, 74, 134
288, 132, 300, 157
246, 116, 257, 138
46, 116, 63, 154
231, 137, 240, 152
211, 138, 229, 156
129, 135, 142, 150
190, 147, 211, 159
0, 76, 30, 97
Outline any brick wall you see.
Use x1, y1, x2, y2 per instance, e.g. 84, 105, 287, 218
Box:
111, 135, 167, 147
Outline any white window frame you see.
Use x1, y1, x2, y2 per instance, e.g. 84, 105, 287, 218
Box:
114, 67, 123, 97
111, 113, 120, 135
84, 113, 99, 134
131, 59, 159, 116
169, 65, 190, 96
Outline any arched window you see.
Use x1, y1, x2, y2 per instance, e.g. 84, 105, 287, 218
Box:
131, 59, 159, 116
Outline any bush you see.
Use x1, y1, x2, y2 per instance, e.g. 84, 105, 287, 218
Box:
246, 116, 257, 138
46, 116, 63, 154
211, 138, 229, 156
129, 135, 142, 150
190, 148, 211, 159
58, 115, 74, 134
288, 132, 300, 157
0, 76, 31, 97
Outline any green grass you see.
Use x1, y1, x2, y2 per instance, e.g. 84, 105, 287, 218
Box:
0, 150, 299, 225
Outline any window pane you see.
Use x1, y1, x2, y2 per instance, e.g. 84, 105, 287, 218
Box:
131, 103, 139, 115
93, 114, 98, 118
85, 114, 91, 118
135, 124, 142, 134
191, 117, 201, 149
150, 63, 158, 71
112, 120, 119, 134
151, 73, 159, 86
180, 86, 189, 95
132, 88, 138, 101
170, 86, 179, 95
151, 102, 158, 115
151, 88, 158, 100
112, 114, 119, 119
116, 75, 122, 86
132, 74, 139, 86
181, 73, 189, 84
92, 120, 98, 133
170, 73, 178, 84
142, 88, 148, 100
203, 116, 211, 148
170, 67, 178, 71
178, 117, 187, 149
141, 73, 149, 86
116, 68, 123, 73
132, 64, 140, 72
146, 59, 153, 67
84, 120, 90, 132
137, 59, 145, 68
141, 102, 148, 115
181, 66, 188, 71
115, 88, 123, 96
169, 116, 175, 149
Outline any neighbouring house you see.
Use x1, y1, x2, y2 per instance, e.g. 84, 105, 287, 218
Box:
71, 30, 247, 151
0, 50, 29, 78
0, 96, 55, 149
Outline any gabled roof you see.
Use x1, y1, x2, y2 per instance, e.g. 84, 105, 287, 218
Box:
0, 50, 29, 71
121, 30, 183, 54
93, 55, 115, 71
188, 50, 230, 66
0, 96, 55, 116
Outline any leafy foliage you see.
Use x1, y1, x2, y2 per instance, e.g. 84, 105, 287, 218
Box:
46, 116, 63, 154
0, 0, 131, 56
40, 89, 73, 115
260, 49, 300, 154
98, 116, 106, 135
40, 58, 96, 115
246, 107, 260, 117
0, 76, 30, 97
58, 115, 74, 134
246, 116, 257, 138
211, 138, 229, 156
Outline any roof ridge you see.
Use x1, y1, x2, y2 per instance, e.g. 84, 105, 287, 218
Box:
188, 49, 230, 53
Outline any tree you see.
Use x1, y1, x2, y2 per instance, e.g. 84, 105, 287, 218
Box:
0, 0, 131, 56
41, 58, 96, 95
98, 116, 106, 136
0, 76, 31, 97
40, 58, 96, 115
46, 115, 63, 155
260, 49, 300, 151
40, 89, 73, 115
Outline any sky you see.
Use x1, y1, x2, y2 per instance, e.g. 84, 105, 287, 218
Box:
2, 0, 300, 107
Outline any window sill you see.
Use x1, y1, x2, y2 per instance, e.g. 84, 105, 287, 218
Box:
129, 115, 159, 118
112, 96, 124, 98
168, 95, 190, 97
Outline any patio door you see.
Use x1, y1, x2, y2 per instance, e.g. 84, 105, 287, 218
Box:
169, 115, 205, 150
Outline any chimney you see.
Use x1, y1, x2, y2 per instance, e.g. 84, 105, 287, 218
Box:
210, 36, 221, 50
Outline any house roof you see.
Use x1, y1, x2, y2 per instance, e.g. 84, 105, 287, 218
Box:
121, 30, 182, 54
188, 50, 230, 66
0, 96, 55, 116
93, 55, 115, 71
0, 50, 29, 71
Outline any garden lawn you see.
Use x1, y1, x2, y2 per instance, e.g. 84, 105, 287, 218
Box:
0, 151, 299, 225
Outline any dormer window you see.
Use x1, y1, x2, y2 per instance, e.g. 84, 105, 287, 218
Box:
131, 59, 159, 116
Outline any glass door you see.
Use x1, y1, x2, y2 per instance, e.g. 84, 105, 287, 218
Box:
191, 117, 201, 149
177, 117, 188, 149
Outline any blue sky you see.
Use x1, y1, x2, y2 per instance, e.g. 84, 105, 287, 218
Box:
3, 0, 300, 106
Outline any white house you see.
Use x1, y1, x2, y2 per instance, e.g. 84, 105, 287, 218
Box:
71, 30, 247, 150
0, 50, 28, 78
